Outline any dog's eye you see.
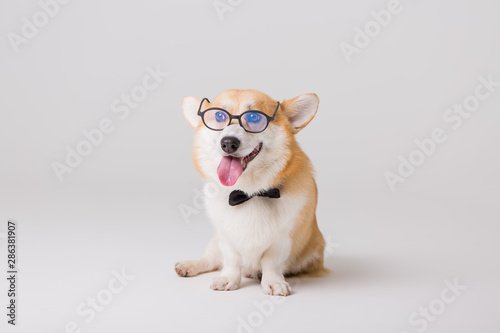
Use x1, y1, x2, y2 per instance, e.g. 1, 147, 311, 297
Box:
215, 111, 227, 123
245, 112, 262, 123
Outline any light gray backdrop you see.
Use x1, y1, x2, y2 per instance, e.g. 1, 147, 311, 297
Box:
1, 0, 499, 332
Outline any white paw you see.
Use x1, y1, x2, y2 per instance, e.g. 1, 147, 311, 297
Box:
175, 261, 199, 277
262, 280, 291, 296
210, 276, 240, 291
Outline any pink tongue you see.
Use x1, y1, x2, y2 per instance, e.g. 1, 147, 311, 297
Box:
217, 156, 243, 186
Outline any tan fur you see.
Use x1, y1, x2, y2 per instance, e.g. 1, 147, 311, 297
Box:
275, 130, 327, 276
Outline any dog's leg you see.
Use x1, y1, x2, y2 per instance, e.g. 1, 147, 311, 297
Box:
260, 242, 292, 296
210, 236, 242, 291
175, 235, 221, 277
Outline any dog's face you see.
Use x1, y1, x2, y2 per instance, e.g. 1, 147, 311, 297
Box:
182, 89, 319, 192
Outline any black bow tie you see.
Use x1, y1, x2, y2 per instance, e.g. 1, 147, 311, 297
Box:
228, 188, 281, 206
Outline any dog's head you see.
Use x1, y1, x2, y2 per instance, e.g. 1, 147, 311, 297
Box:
182, 89, 319, 193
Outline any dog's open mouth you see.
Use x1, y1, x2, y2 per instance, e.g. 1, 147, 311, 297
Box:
217, 143, 262, 187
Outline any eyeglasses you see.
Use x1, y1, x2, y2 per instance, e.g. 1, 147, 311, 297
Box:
197, 98, 280, 133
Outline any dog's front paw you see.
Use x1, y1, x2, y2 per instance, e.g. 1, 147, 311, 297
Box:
175, 261, 200, 277
261, 280, 291, 296
210, 276, 240, 291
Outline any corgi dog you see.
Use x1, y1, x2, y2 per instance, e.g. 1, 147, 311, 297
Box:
176, 89, 326, 296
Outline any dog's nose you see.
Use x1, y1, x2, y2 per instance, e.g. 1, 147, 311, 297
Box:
221, 136, 240, 154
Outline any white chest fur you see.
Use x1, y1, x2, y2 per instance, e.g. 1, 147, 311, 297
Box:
204, 183, 306, 271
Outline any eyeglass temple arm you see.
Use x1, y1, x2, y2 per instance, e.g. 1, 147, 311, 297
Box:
197, 97, 211, 115
270, 101, 280, 120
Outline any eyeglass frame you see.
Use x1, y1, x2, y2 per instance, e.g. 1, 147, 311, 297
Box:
197, 97, 280, 133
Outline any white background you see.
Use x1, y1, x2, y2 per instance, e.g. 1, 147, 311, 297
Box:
1, 0, 499, 332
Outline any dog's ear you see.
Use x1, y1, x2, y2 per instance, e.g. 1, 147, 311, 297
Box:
182, 96, 202, 128
281, 93, 319, 134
